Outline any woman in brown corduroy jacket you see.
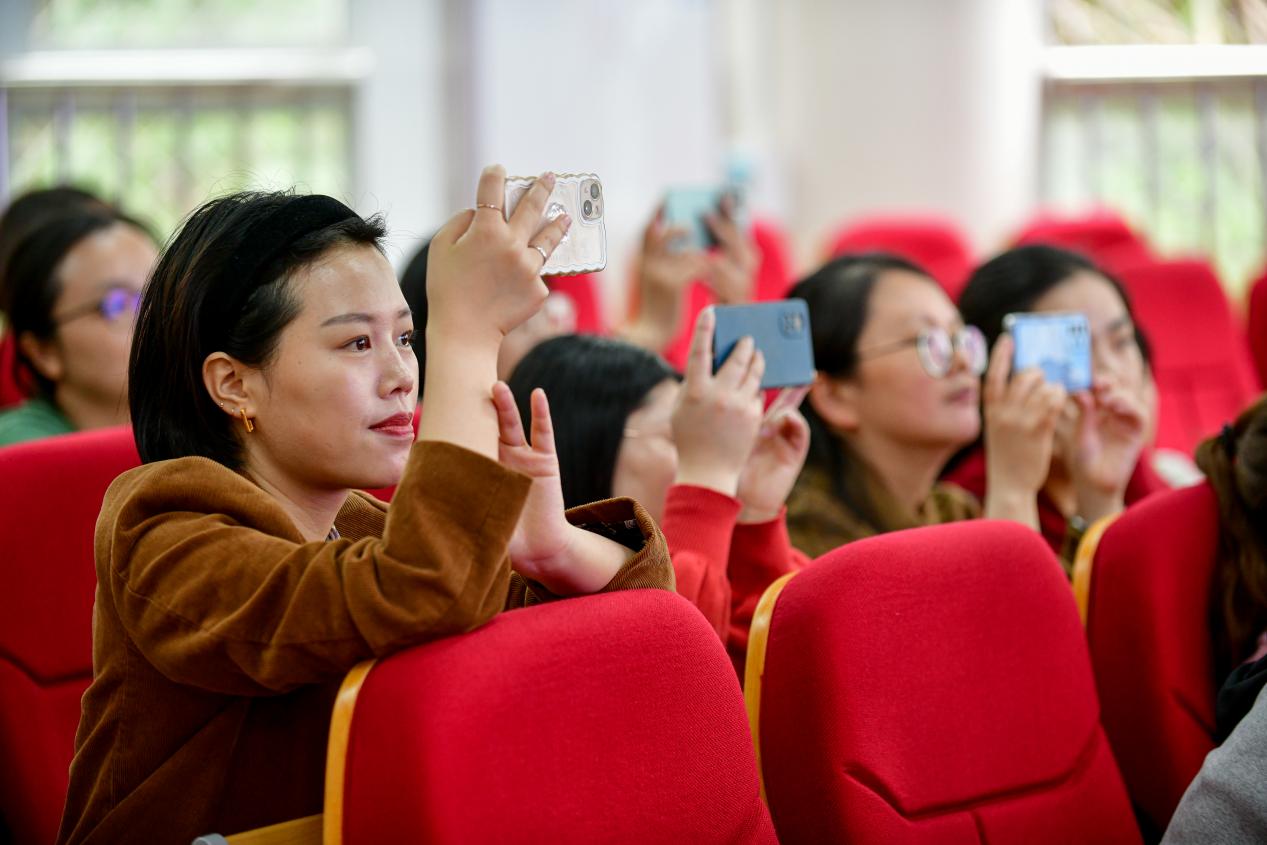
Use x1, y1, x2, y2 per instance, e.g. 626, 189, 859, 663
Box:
57, 167, 674, 845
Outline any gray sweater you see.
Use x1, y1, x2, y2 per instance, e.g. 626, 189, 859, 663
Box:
1163, 684, 1267, 843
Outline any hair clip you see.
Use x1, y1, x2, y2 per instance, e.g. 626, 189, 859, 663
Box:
1220, 423, 1238, 459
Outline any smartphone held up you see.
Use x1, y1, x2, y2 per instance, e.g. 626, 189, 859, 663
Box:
504, 172, 607, 276
711, 301, 816, 390
1003, 311, 1093, 392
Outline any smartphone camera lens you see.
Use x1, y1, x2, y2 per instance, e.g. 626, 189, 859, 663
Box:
583, 199, 593, 216
589, 183, 600, 199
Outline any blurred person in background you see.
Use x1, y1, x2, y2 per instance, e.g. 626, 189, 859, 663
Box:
0, 204, 157, 446
618, 196, 760, 367
953, 244, 1160, 562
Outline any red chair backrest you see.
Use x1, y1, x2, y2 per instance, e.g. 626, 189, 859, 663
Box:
1117, 259, 1259, 454
756, 521, 1140, 845
1015, 210, 1153, 273
0, 332, 26, 410
546, 272, 606, 335
338, 591, 776, 845
1249, 270, 1267, 389
660, 218, 796, 370
0, 426, 140, 844
824, 215, 975, 301
1085, 482, 1220, 835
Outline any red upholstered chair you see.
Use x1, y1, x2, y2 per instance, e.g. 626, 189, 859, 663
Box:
0, 426, 140, 844
1116, 259, 1259, 455
746, 521, 1140, 845
1075, 483, 1221, 838
331, 590, 775, 845
1014, 210, 1153, 273
0, 332, 26, 409
1249, 270, 1267, 389
824, 215, 975, 300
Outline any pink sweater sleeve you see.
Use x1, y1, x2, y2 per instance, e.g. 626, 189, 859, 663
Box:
727, 509, 811, 674
660, 484, 742, 640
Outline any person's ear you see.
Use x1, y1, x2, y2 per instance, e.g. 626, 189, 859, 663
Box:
202, 352, 260, 420
807, 372, 860, 432
17, 331, 64, 384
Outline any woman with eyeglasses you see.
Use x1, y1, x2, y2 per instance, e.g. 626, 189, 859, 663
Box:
0, 206, 156, 446
785, 253, 1071, 557
953, 245, 1157, 564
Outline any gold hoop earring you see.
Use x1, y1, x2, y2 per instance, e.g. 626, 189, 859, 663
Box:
239, 408, 255, 433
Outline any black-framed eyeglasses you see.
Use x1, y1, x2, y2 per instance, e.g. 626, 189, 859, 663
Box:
856, 325, 987, 378
53, 286, 142, 326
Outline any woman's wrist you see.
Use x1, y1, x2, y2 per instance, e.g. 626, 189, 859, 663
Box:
517, 523, 630, 595
675, 462, 742, 498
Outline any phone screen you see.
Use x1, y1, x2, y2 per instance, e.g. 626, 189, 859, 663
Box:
712, 301, 816, 389
1004, 311, 1092, 392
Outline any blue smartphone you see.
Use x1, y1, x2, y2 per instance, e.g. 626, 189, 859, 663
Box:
712, 301, 816, 389
663, 186, 742, 252
1003, 311, 1093, 392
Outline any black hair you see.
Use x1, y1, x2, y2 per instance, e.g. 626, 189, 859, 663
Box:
787, 252, 937, 528
957, 243, 1152, 365
0, 186, 109, 292
129, 190, 386, 468
0, 208, 148, 399
507, 334, 679, 509
398, 237, 432, 376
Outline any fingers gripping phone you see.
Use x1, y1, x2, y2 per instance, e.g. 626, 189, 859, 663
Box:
663, 186, 746, 252
504, 173, 607, 276
712, 301, 816, 390
1003, 311, 1093, 392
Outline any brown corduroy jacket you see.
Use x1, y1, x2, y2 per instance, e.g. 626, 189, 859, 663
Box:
57, 440, 673, 845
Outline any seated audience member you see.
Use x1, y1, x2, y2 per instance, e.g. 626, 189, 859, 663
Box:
1196, 397, 1267, 726
954, 245, 1159, 560
0, 206, 157, 445
57, 169, 673, 844
619, 196, 759, 367
0, 186, 110, 295
508, 308, 810, 670
785, 253, 1074, 558
398, 237, 577, 383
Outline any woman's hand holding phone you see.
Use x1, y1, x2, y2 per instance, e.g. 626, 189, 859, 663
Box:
427, 165, 570, 343
1056, 375, 1149, 523
620, 209, 711, 354
736, 386, 811, 524
671, 308, 766, 497
418, 165, 570, 459
982, 334, 1068, 529
704, 194, 758, 305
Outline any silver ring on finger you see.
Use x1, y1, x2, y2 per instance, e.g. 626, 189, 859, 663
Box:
530, 244, 549, 265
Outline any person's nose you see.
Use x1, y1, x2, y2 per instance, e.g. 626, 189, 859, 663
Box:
379, 343, 417, 399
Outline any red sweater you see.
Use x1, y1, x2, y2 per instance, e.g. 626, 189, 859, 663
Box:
660, 484, 810, 675
942, 446, 1170, 554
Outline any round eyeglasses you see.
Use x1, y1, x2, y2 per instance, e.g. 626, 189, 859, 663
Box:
53, 286, 142, 326
856, 325, 988, 379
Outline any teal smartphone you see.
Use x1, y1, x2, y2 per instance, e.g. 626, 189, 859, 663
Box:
712, 301, 815, 389
663, 186, 742, 252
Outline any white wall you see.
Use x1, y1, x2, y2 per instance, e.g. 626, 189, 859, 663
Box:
351, 0, 449, 268
463, 0, 724, 321
722, 0, 1044, 267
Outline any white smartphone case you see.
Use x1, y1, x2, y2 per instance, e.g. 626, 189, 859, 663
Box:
504, 173, 607, 276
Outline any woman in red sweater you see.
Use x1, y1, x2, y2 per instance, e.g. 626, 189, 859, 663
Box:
508, 308, 811, 672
